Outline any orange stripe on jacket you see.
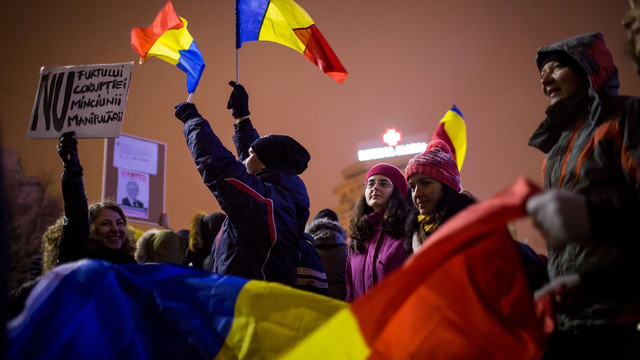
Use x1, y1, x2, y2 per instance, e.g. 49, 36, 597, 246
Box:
557, 118, 585, 188
573, 121, 640, 186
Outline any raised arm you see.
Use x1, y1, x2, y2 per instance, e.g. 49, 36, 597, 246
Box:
57, 131, 90, 264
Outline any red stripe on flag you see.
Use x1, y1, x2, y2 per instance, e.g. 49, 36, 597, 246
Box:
294, 25, 348, 83
131, 1, 184, 61
350, 178, 551, 358
431, 122, 457, 164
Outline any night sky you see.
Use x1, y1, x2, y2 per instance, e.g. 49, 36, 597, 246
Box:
2, 0, 639, 254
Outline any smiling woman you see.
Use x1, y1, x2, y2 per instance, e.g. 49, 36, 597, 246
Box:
404, 140, 477, 252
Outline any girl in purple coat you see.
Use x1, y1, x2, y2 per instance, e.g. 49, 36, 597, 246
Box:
345, 163, 412, 302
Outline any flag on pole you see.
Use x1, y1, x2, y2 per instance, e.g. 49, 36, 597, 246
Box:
431, 105, 467, 170
131, 1, 205, 94
236, 0, 348, 83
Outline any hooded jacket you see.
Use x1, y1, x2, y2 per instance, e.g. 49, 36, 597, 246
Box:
306, 217, 348, 300
184, 117, 309, 287
528, 32, 640, 329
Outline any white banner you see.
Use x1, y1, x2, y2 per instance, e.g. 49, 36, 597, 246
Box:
27, 62, 133, 139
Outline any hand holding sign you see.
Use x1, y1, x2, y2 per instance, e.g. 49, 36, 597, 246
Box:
57, 131, 83, 177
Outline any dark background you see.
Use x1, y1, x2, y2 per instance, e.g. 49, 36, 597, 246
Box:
2, 0, 639, 254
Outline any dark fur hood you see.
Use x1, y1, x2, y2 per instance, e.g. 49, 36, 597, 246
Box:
305, 218, 347, 247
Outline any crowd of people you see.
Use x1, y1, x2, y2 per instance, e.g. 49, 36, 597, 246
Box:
5, 2, 640, 356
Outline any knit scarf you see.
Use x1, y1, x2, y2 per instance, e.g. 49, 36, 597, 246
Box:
417, 214, 437, 235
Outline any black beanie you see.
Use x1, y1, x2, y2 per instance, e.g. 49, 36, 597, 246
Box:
538, 51, 587, 80
250, 134, 310, 174
313, 208, 339, 222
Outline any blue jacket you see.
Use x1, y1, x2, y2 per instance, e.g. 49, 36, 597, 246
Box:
184, 117, 309, 286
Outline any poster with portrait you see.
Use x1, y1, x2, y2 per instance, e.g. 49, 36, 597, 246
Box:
103, 134, 166, 226
117, 169, 149, 219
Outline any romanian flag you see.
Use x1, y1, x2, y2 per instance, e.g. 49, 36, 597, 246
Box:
281, 178, 553, 359
236, 0, 348, 83
131, 1, 205, 94
431, 105, 467, 170
7, 260, 346, 359
7, 179, 553, 359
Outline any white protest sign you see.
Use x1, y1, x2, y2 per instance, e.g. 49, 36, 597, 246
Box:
113, 134, 158, 175
27, 62, 133, 139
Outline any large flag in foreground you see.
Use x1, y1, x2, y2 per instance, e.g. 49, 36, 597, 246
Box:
131, 1, 205, 94
431, 105, 467, 170
7, 178, 553, 359
281, 177, 553, 359
236, 0, 348, 83
7, 261, 346, 359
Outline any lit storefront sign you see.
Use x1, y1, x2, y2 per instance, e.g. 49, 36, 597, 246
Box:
357, 128, 427, 162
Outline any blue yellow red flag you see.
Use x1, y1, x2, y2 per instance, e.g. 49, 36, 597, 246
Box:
236, 0, 347, 83
7, 260, 346, 359
131, 1, 205, 94
431, 105, 467, 170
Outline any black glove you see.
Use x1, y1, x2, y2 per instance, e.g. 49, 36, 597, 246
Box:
57, 131, 83, 175
226, 81, 250, 119
174, 102, 201, 124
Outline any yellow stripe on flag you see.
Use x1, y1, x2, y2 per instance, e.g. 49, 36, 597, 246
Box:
441, 109, 466, 170
279, 308, 371, 359
147, 17, 195, 66
258, 0, 314, 53
217, 280, 347, 359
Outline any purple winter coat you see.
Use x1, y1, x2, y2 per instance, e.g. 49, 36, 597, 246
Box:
345, 211, 410, 302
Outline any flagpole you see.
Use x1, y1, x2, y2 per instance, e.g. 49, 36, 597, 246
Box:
187, 93, 193, 103
235, 0, 240, 84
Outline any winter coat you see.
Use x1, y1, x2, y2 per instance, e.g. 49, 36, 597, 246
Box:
184, 117, 308, 286
345, 211, 410, 302
296, 234, 329, 296
528, 32, 640, 329
306, 217, 348, 300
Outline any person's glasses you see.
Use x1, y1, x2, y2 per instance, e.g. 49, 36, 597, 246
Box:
365, 179, 393, 189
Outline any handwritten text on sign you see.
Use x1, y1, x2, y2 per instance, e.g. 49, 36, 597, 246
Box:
27, 62, 133, 139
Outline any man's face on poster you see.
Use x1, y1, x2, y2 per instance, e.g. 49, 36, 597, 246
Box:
126, 181, 139, 199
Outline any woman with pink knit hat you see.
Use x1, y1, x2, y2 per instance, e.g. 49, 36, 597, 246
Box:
404, 140, 477, 252
345, 163, 412, 302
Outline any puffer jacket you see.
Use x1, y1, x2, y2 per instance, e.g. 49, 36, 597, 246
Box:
528, 32, 640, 329
345, 211, 410, 302
184, 117, 308, 287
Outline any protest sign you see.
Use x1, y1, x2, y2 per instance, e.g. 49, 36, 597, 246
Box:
104, 134, 166, 226
27, 62, 133, 139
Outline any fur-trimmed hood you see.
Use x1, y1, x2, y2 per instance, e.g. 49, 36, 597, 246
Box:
305, 218, 347, 248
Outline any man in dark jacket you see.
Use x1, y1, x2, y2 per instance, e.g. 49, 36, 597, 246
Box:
526, 33, 640, 358
174, 82, 324, 290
